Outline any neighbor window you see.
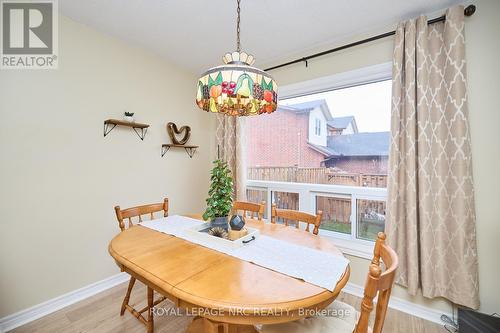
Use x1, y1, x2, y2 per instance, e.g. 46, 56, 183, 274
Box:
315, 118, 321, 136
245, 65, 391, 256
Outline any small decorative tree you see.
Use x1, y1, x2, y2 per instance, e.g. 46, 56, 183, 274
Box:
203, 159, 234, 223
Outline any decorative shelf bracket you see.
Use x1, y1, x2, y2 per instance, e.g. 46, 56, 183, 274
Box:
183, 146, 197, 158
132, 127, 148, 141
103, 122, 117, 136
161, 145, 170, 157
103, 119, 149, 141
161, 144, 199, 158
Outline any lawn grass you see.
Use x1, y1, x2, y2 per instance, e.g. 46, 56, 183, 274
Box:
319, 219, 384, 241
320, 220, 351, 234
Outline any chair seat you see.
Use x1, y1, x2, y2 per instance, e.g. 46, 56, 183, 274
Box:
259, 301, 359, 333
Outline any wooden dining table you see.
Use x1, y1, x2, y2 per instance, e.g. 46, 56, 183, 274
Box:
108, 216, 350, 333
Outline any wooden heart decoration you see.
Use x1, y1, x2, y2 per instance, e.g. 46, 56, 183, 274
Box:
166, 122, 191, 145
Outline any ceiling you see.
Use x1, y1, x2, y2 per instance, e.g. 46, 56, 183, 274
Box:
60, 0, 464, 74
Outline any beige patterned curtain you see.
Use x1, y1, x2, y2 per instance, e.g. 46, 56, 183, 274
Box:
215, 114, 247, 201
386, 6, 479, 309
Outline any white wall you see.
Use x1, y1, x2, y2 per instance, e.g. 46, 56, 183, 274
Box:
0, 15, 215, 317
463, 0, 500, 314
308, 108, 327, 146
270, 0, 500, 315
344, 122, 355, 135
1, 0, 498, 321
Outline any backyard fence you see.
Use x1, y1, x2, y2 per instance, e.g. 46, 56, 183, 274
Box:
247, 167, 387, 188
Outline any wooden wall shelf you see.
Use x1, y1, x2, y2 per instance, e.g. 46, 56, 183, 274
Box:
103, 119, 149, 141
161, 144, 199, 158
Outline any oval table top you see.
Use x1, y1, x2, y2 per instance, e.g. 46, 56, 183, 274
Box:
108, 217, 350, 325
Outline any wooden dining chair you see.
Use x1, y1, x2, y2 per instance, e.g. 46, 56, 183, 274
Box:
271, 203, 323, 235
259, 232, 399, 333
114, 198, 169, 231
114, 198, 169, 333
232, 201, 265, 221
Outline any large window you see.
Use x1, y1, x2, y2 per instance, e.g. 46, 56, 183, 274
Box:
244, 64, 391, 257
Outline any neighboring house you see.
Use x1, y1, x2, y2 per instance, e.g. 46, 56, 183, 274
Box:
288, 100, 333, 147
247, 99, 389, 174
327, 116, 358, 135
321, 132, 390, 174
246, 100, 332, 167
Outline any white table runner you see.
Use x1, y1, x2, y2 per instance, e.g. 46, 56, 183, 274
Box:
140, 215, 349, 291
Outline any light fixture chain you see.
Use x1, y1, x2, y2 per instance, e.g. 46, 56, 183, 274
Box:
196, 0, 278, 116
236, 0, 241, 52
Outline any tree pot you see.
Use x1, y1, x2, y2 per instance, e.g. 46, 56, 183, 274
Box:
211, 216, 229, 231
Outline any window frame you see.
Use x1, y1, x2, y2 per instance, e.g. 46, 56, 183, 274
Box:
279, 62, 392, 100
314, 118, 322, 136
245, 62, 392, 259
247, 180, 387, 259
314, 118, 321, 136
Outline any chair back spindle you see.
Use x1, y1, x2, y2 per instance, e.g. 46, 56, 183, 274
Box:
354, 232, 398, 333
270, 204, 323, 235
112, 198, 169, 331
259, 232, 398, 333
114, 198, 169, 232
232, 201, 265, 221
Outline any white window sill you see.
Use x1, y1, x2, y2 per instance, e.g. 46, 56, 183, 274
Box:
322, 234, 375, 260
261, 218, 375, 260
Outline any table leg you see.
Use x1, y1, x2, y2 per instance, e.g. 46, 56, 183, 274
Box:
120, 276, 136, 316
146, 287, 154, 333
186, 317, 257, 333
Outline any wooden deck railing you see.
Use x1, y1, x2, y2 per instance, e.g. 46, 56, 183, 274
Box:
248, 167, 387, 188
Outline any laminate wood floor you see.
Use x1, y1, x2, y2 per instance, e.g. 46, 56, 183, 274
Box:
10, 281, 449, 333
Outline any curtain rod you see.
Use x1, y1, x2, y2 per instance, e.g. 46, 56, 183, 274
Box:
265, 4, 476, 72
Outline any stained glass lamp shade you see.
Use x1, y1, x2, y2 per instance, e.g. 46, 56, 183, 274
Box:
196, 51, 278, 116
195, 0, 278, 116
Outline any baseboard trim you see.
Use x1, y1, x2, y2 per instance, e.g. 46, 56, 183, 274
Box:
0, 272, 129, 333
342, 282, 451, 325
0, 273, 449, 332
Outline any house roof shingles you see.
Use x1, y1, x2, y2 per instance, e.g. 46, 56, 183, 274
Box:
327, 116, 355, 129
282, 98, 388, 158
287, 99, 327, 111
325, 132, 390, 157
307, 142, 332, 156
284, 99, 333, 121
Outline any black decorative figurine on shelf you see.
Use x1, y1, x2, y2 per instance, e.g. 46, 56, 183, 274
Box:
123, 111, 135, 122
229, 215, 245, 231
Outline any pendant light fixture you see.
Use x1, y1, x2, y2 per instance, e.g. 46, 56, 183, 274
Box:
195, 0, 278, 116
